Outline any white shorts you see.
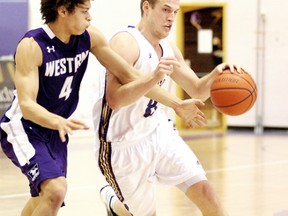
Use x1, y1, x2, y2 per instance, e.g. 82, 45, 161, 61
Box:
96, 120, 206, 216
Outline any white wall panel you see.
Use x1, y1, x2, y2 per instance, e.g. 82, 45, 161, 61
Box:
260, 0, 288, 127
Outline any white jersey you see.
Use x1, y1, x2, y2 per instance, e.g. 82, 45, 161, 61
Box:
93, 27, 207, 214
93, 26, 175, 143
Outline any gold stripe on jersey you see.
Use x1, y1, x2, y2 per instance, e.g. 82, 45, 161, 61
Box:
98, 98, 124, 201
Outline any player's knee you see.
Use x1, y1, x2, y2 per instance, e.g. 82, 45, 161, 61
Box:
200, 183, 219, 204
198, 182, 225, 214
187, 181, 219, 205
50, 185, 66, 205
41, 178, 67, 206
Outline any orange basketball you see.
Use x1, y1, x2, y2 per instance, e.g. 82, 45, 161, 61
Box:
210, 68, 257, 116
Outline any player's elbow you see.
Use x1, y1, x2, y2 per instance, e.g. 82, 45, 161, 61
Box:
192, 86, 209, 102
106, 89, 134, 110
19, 102, 34, 120
107, 102, 120, 110
106, 95, 123, 110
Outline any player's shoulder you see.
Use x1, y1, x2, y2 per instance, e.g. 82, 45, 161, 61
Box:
107, 26, 139, 49
24, 27, 43, 36
110, 30, 136, 45
15, 29, 42, 66
166, 39, 177, 50
86, 25, 100, 37
86, 25, 108, 49
165, 39, 183, 59
113, 26, 140, 40
17, 36, 41, 54
17, 26, 49, 50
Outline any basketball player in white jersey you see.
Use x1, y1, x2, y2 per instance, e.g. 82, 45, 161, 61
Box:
94, 0, 241, 215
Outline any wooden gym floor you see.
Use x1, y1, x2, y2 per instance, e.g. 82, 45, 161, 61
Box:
1, 129, 288, 216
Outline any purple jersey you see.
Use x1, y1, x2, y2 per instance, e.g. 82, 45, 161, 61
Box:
26, 24, 90, 118
0, 25, 91, 197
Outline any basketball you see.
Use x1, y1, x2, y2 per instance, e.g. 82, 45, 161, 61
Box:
210, 68, 257, 116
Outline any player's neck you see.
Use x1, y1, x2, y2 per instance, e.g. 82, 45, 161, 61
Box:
47, 22, 72, 44
137, 24, 160, 50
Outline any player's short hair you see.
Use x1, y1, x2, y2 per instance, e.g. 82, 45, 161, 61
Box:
41, 0, 89, 24
140, 0, 158, 16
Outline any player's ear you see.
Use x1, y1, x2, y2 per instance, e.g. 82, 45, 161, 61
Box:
58, 5, 68, 17
142, 1, 150, 16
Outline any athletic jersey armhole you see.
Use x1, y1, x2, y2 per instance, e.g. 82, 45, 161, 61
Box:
109, 28, 140, 66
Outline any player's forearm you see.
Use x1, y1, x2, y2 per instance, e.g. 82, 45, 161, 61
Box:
196, 70, 219, 101
107, 73, 164, 110
145, 85, 182, 110
110, 65, 140, 84
20, 100, 61, 130
101, 49, 141, 84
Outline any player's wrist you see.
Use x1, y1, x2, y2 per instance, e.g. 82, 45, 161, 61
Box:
171, 98, 183, 112
150, 71, 165, 83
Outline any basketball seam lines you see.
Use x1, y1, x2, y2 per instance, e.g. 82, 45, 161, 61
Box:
213, 92, 256, 108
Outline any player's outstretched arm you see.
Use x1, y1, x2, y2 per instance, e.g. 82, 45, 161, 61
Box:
15, 38, 89, 142
145, 86, 207, 127
168, 42, 242, 102
106, 56, 177, 109
88, 26, 143, 84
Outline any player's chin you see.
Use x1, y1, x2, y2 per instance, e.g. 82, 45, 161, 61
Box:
162, 31, 170, 39
74, 25, 90, 35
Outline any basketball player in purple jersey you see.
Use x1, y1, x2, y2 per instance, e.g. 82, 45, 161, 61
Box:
0, 0, 182, 215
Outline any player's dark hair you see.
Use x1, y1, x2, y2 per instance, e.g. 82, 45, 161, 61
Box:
140, 0, 157, 16
40, 0, 88, 24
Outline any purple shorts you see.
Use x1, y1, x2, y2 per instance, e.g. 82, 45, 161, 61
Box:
0, 118, 68, 197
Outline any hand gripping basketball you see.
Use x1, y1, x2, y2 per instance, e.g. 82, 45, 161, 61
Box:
210, 68, 257, 116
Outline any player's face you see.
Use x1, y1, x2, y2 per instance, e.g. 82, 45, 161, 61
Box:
148, 0, 179, 39
66, 1, 92, 35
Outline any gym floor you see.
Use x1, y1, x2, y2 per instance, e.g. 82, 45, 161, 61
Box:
1, 129, 288, 216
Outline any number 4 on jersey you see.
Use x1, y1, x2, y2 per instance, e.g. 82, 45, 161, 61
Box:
59, 76, 73, 100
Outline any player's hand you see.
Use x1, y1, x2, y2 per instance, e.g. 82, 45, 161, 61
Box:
57, 118, 90, 142
153, 57, 180, 81
174, 99, 207, 128
213, 62, 242, 74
